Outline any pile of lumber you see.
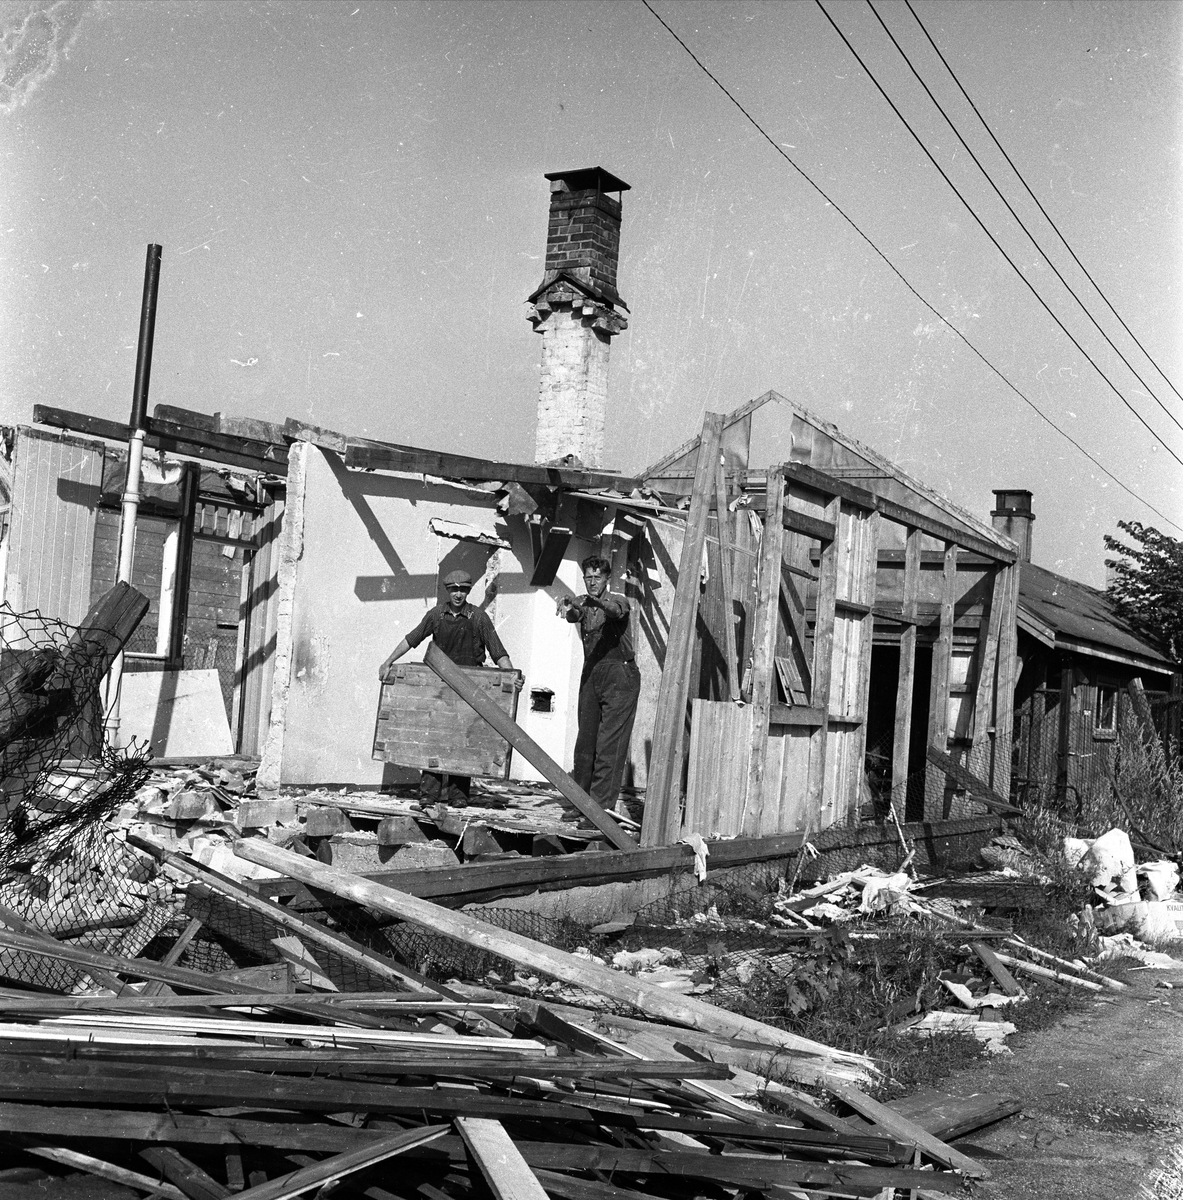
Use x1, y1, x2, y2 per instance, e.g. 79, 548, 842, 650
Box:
0, 834, 997, 1198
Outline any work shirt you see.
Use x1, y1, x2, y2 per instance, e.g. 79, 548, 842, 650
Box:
566, 590, 634, 668
404, 602, 508, 668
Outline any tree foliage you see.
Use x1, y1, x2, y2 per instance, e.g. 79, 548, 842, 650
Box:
1104, 520, 1183, 662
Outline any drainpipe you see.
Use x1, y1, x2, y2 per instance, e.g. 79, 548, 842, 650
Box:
105, 244, 162, 746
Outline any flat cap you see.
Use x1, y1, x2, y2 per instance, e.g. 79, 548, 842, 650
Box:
442, 569, 473, 589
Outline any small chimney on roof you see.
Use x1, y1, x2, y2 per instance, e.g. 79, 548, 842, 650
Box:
992, 489, 1034, 562
527, 167, 630, 468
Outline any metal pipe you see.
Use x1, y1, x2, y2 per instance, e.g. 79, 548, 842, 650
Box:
106, 244, 163, 742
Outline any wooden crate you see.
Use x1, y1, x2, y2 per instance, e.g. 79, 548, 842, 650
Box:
372, 662, 522, 778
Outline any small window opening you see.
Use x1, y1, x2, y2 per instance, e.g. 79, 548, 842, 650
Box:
1095, 685, 1118, 734
530, 688, 555, 715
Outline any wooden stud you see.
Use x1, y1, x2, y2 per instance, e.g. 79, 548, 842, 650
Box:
971, 567, 1006, 746
991, 562, 1020, 798
891, 528, 922, 807
713, 461, 740, 701
825, 1081, 988, 1179
140, 1147, 231, 1200
456, 1117, 550, 1200
804, 496, 841, 825
641, 412, 725, 847
740, 466, 785, 835
843, 510, 881, 824
924, 543, 957, 819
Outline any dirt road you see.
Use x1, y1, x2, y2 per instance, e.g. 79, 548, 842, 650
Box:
940, 962, 1183, 1199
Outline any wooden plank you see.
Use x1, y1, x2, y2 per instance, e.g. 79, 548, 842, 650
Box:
826, 1081, 988, 1178
344, 441, 637, 493
892, 528, 922, 803
889, 1090, 1022, 1142
128, 834, 440, 994
843, 510, 880, 824
768, 704, 825, 727
456, 1117, 550, 1200
924, 543, 957, 819
140, 1147, 231, 1200
804, 496, 841, 823
219, 1126, 449, 1200
33, 405, 287, 475
969, 941, 1023, 997
152, 412, 289, 467
17, 1144, 188, 1200
779, 573, 813, 700
234, 839, 871, 1074
527, 525, 572, 587
741, 466, 785, 835
423, 645, 635, 851
924, 747, 1022, 815
781, 463, 1015, 562
684, 699, 752, 836
991, 562, 1019, 798
971, 567, 1006, 743
641, 412, 725, 847
714, 463, 741, 700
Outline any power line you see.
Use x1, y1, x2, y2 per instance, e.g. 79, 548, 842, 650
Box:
637, 0, 1182, 533
815, 0, 1183, 472
866, 0, 1183, 439
905, 0, 1183, 413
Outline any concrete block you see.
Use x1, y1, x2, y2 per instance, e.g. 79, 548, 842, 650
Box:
238, 798, 297, 828
304, 806, 354, 838
377, 815, 428, 846
316, 836, 386, 873
383, 841, 461, 871
167, 790, 219, 821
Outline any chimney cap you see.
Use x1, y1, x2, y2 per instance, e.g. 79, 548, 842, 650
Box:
544, 166, 631, 194
992, 488, 1034, 514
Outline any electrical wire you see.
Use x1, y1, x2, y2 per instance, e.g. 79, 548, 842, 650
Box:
906, 0, 1183, 412
637, 0, 1182, 532
867, 0, 1183, 439
816, 1, 1183, 471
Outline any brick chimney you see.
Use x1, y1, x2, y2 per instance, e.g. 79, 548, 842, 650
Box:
527, 167, 630, 468
991, 489, 1034, 562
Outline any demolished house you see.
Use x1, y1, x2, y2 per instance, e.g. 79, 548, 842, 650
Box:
0, 167, 1175, 1200
2, 166, 1022, 852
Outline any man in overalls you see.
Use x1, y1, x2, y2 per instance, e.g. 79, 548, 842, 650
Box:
557, 556, 640, 813
380, 569, 513, 806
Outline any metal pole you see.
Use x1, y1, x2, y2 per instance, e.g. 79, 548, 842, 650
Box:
106, 244, 162, 744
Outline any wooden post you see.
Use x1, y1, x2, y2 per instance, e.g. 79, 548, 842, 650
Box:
641, 412, 725, 847
1056, 665, 1075, 806
422, 645, 636, 851
991, 561, 1020, 798
924, 543, 957, 819
891, 528, 921, 808
971, 567, 1006, 745
804, 496, 841, 824
843, 510, 880, 824
740, 468, 785, 835
714, 462, 741, 701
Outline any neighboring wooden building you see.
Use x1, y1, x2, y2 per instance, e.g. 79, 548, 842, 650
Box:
637, 392, 1021, 844
996, 490, 1179, 811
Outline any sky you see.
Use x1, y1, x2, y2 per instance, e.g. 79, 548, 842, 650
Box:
1, 0, 1180, 585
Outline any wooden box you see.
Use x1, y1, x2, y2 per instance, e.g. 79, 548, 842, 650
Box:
372, 662, 522, 778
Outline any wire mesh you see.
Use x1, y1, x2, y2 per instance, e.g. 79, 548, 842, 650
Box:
0, 602, 157, 992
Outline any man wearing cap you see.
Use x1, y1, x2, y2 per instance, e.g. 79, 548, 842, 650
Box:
557, 556, 640, 814
380, 570, 513, 806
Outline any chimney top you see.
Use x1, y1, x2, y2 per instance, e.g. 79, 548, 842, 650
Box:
544, 166, 631, 195
990, 489, 1035, 562
992, 488, 1034, 515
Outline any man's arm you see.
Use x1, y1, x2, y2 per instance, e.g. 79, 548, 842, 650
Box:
378, 638, 412, 679
378, 610, 435, 679
475, 611, 514, 670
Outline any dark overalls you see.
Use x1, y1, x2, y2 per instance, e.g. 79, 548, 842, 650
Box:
567, 591, 640, 809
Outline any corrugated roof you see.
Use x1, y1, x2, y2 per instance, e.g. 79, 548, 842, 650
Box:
1019, 561, 1175, 668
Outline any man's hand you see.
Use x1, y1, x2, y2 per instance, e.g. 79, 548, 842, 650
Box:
556, 596, 577, 618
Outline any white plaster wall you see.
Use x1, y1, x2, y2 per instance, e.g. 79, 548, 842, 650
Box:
277, 446, 593, 787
